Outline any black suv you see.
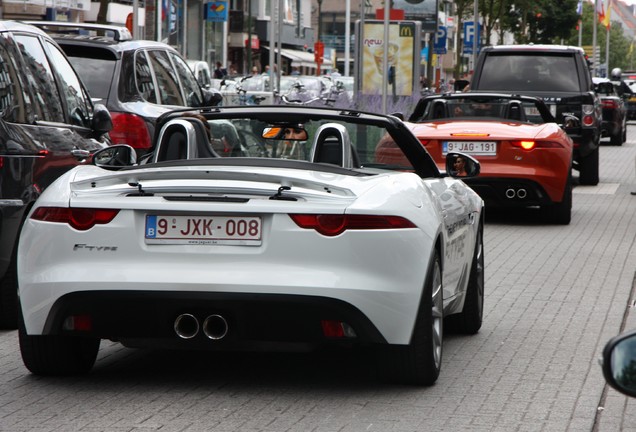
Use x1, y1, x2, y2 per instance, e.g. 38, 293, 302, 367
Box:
27, 21, 221, 157
0, 21, 113, 328
469, 45, 602, 185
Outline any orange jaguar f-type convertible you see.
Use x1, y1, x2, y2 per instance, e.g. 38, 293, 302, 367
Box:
407, 93, 575, 224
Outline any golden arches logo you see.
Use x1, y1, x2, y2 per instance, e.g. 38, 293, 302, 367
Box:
399, 25, 414, 37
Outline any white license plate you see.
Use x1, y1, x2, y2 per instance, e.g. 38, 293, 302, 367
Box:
442, 141, 497, 155
145, 215, 262, 246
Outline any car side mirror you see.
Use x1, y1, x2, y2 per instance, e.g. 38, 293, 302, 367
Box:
602, 330, 636, 398
446, 152, 480, 178
92, 103, 113, 135
91, 145, 136, 169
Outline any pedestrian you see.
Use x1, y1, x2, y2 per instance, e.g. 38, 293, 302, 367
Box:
214, 61, 227, 79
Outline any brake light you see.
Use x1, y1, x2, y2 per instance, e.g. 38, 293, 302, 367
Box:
510, 140, 563, 150
602, 99, 619, 109
582, 115, 595, 126
109, 112, 152, 150
289, 214, 416, 236
30, 207, 119, 230
451, 133, 490, 137
0, 156, 3, 169
418, 139, 429, 146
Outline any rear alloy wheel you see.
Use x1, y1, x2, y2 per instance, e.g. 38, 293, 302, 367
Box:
578, 146, 599, 186
381, 252, 443, 385
446, 220, 484, 334
19, 309, 100, 376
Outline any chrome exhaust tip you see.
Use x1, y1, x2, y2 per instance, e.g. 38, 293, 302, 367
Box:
202, 314, 229, 340
505, 188, 516, 199
517, 188, 527, 199
174, 313, 199, 339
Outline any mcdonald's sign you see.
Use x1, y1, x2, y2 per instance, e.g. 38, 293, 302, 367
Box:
399, 23, 414, 37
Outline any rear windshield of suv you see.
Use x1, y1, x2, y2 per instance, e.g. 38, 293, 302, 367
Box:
478, 52, 580, 92
61, 45, 116, 102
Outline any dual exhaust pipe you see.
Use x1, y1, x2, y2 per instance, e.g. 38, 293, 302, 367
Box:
174, 313, 228, 340
505, 187, 527, 199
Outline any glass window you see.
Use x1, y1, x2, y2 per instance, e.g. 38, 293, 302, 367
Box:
14, 34, 64, 123
147, 50, 184, 106
170, 52, 203, 106
0, 38, 26, 123
135, 51, 158, 103
479, 52, 580, 93
44, 41, 92, 127
62, 45, 116, 102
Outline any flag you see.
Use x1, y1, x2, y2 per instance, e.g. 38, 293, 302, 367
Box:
602, 0, 611, 29
597, 0, 606, 24
577, 0, 583, 15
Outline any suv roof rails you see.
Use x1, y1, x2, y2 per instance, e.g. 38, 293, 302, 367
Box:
24, 21, 133, 42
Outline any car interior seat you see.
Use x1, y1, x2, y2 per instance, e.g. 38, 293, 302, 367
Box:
310, 122, 356, 168
153, 119, 199, 162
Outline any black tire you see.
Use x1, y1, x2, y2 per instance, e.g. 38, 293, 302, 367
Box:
543, 175, 572, 225
0, 253, 19, 329
380, 251, 443, 386
446, 220, 484, 334
611, 127, 623, 146
19, 309, 100, 376
578, 146, 599, 185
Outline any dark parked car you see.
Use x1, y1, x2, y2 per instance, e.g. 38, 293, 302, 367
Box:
593, 77, 627, 146
0, 20, 113, 328
469, 44, 602, 185
26, 21, 221, 157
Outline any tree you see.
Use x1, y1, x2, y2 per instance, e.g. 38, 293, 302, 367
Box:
499, 0, 579, 44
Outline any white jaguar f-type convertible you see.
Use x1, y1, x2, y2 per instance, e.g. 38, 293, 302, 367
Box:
17, 105, 484, 385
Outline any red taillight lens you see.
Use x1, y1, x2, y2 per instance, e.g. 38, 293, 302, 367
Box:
582, 115, 595, 127
602, 99, 618, 109
418, 139, 430, 146
109, 112, 152, 150
31, 207, 119, 231
321, 320, 356, 338
510, 140, 563, 150
289, 214, 416, 237
0, 156, 3, 169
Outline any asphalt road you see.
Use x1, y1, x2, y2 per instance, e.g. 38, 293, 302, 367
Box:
2, 126, 636, 431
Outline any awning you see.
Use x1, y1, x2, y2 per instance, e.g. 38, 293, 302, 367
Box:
265, 47, 333, 69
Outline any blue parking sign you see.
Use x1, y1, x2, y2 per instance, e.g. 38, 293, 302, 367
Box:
463, 21, 480, 54
434, 26, 447, 54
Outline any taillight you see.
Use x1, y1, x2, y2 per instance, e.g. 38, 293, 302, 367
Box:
510, 140, 563, 150
602, 99, 618, 109
109, 112, 152, 150
0, 156, 3, 169
289, 214, 416, 237
418, 139, 429, 146
30, 207, 119, 231
582, 115, 595, 126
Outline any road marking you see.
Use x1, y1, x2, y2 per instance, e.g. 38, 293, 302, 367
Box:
573, 183, 620, 195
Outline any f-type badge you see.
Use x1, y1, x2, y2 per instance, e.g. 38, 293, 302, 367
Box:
73, 244, 118, 252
